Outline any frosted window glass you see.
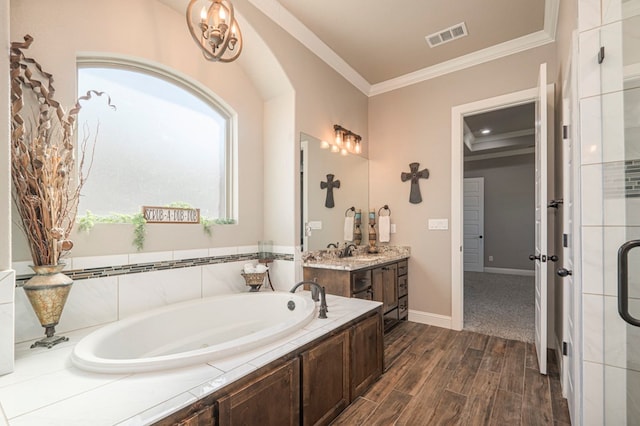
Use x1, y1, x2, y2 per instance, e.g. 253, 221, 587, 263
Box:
76, 66, 228, 218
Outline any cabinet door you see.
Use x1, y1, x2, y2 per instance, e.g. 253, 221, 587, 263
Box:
301, 331, 350, 426
218, 358, 300, 426
382, 264, 398, 311
350, 314, 383, 398
371, 267, 384, 305
175, 404, 215, 426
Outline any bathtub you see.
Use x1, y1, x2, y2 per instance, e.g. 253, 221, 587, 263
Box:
71, 292, 317, 374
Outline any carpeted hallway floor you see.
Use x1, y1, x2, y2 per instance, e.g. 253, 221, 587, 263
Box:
463, 271, 535, 343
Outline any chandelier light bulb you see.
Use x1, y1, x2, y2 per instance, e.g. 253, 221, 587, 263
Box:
340, 148, 348, 156
330, 144, 340, 153
355, 140, 361, 154
320, 140, 330, 149
346, 134, 353, 150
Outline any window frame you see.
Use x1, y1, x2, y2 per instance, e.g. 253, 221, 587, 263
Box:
76, 54, 236, 221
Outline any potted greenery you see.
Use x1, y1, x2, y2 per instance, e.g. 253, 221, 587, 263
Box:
10, 35, 115, 348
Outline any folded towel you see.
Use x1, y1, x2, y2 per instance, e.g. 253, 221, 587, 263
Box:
344, 216, 354, 241
379, 216, 391, 243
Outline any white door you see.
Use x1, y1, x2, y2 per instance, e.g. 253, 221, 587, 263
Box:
463, 177, 484, 272
533, 62, 548, 375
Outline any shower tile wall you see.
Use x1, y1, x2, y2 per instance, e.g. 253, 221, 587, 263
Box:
578, 1, 640, 424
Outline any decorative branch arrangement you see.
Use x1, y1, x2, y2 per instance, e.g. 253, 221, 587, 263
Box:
10, 34, 115, 266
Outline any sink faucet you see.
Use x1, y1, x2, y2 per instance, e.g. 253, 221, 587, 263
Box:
327, 242, 339, 249
339, 243, 357, 258
290, 281, 328, 319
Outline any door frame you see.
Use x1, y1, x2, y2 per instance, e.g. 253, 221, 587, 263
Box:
451, 87, 538, 331
559, 30, 582, 426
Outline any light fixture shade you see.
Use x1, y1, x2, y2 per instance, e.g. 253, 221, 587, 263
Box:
187, 0, 243, 63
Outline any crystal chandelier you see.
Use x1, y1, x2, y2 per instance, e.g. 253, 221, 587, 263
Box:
186, 0, 243, 62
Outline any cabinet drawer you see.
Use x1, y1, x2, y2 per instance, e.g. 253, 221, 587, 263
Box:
398, 296, 408, 319
351, 270, 372, 294
397, 260, 408, 276
398, 275, 408, 297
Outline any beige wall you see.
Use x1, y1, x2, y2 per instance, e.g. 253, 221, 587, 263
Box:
368, 44, 556, 317
9, 0, 267, 259
9, 0, 370, 260
233, 0, 369, 248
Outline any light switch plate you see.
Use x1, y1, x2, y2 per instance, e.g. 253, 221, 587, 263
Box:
428, 219, 449, 230
390, 224, 396, 233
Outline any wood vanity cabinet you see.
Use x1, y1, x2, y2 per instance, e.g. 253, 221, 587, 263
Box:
301, 331, 350, 426
218, 358, 300, 426
372, 263, 397, 313
350, 314, 384, 398
304, 258, 408, 331
158, 311, 383, 426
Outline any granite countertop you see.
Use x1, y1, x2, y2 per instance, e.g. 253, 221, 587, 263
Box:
0, 293, 381, 426
302, 246, 410, 271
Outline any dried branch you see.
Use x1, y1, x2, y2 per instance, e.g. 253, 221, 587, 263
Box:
10, 34, 115, 266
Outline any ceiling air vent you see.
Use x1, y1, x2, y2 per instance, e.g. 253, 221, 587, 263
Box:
426, 22, 468, 48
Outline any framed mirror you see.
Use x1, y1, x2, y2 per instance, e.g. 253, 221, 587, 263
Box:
300, 132, 369, 251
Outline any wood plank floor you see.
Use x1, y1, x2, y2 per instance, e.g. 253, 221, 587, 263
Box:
331, 321, 571, 426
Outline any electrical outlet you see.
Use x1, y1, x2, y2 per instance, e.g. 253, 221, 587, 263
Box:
488, 255, 493, 262
391, 224, 396, 233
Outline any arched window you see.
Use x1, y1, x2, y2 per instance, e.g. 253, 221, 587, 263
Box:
76, 61, 233, 220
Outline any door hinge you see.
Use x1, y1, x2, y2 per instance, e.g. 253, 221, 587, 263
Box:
598, 46, 605, 64
563, 233, 569, 248
562, 341, 568, 356
563, 125, 569, 140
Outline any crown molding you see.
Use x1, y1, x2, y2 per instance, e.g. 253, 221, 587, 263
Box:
369, 30, 554, 96
250, 0, 559, 98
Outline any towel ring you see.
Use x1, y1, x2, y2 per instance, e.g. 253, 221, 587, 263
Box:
378, 205, 391, 217
345, 206, 355, 217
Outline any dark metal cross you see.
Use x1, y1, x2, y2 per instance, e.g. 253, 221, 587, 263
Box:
320, 174, 341, 208
401, 162, 430, 204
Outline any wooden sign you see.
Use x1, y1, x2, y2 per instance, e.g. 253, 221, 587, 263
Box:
142, 206, 200, 224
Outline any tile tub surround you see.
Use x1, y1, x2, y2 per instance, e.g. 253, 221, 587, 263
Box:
302, 245, 411, 271
0, 293, 382, 425
12, 248, 297, 344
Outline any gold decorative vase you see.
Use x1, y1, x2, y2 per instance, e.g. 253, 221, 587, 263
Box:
23, 264, 72, 349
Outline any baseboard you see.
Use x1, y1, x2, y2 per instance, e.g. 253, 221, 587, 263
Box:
408, 309, 452, 329
483, 267, 535, 276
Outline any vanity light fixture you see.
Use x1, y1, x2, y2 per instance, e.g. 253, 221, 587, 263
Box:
333, 124, 363, 156
186, 0, 243, 62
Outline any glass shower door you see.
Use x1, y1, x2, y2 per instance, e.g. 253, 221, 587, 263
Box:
600, 4, 640, 424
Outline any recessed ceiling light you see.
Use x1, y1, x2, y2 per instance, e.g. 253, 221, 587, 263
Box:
480, 128, 491, 135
